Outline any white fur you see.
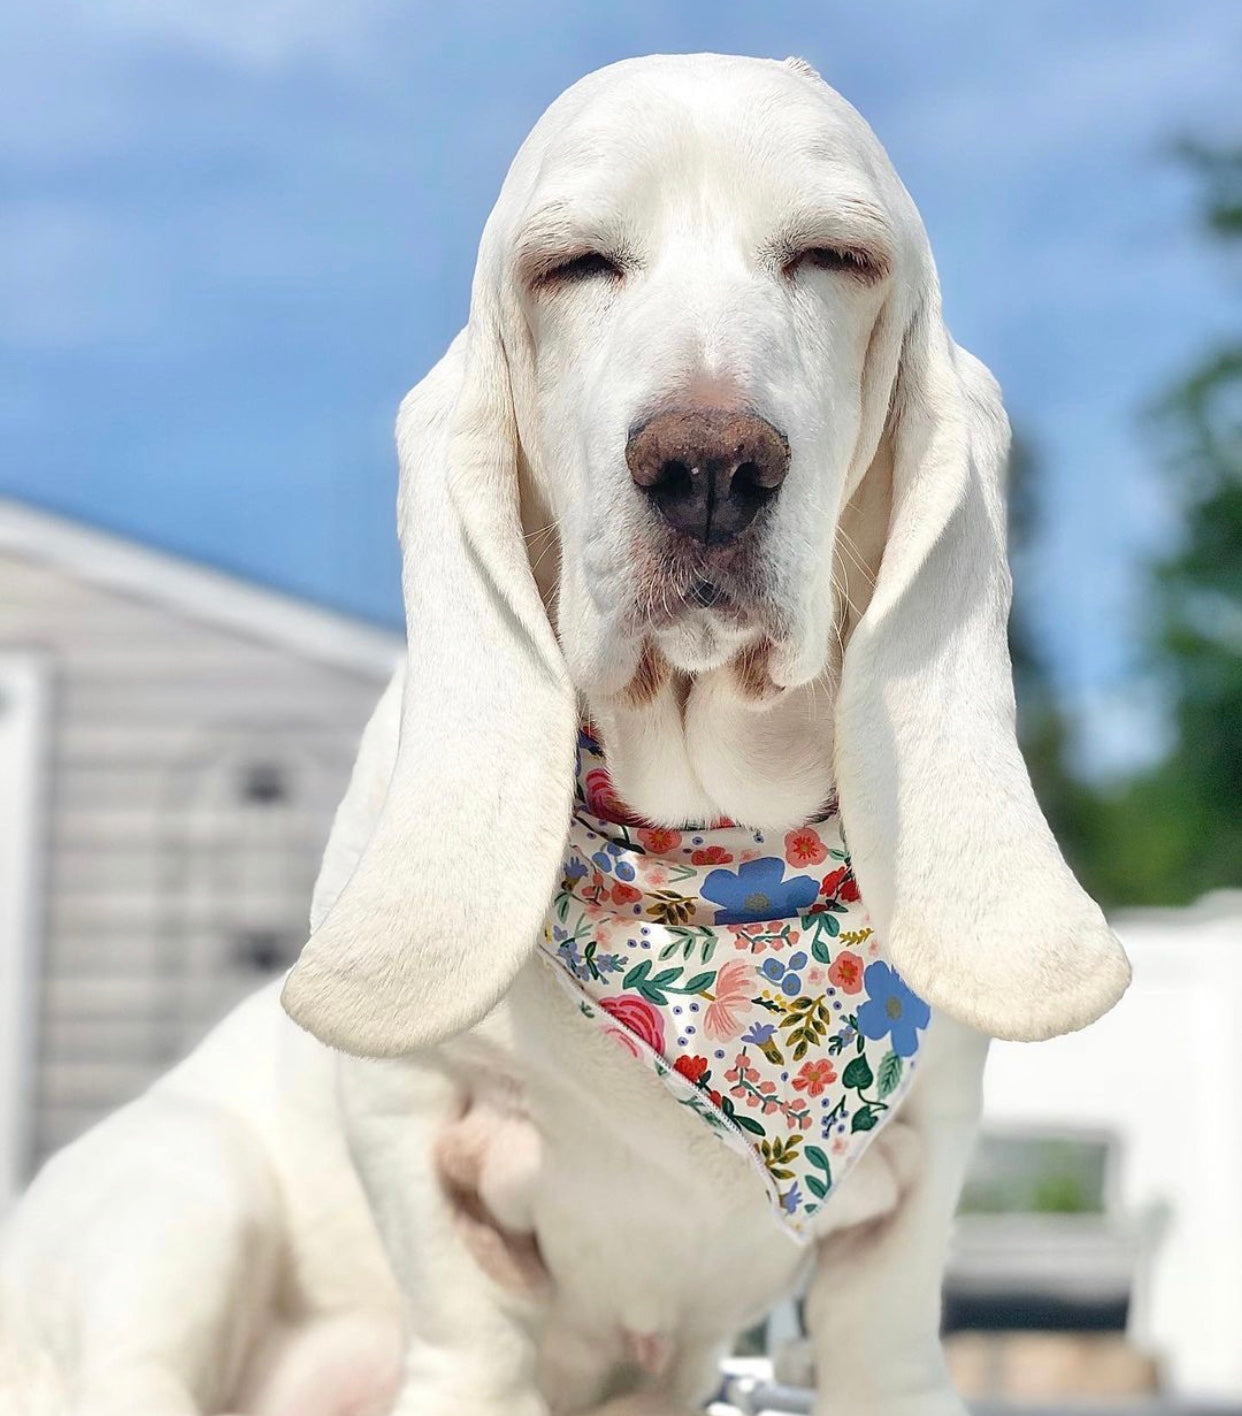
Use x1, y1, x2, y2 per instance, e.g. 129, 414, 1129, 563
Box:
0, 54, 1128, 1416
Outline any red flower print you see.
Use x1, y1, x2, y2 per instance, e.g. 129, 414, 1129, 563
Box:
674, 1054, 710, 1085
611, 882, 642, 907
820, 866, 846, 895
827, 950, 863, 994
821, 865, 861, 903
792, 1058, 838, 1097
638, 827, 682, 855
599, 994, 666, 1054
703, 960, 754, 1041
691, 845, 733, 866
785, 827, 828, 868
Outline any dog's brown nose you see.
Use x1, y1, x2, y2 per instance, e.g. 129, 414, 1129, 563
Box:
625, 409, 790, 546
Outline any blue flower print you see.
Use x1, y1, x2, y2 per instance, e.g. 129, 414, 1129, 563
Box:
760, 951, 808, 997
855, 961, 930, 1058
781, 1181, 804, 1215
563, 858, 589, 882
741, 1021, 777, 1046
557, 940, 590, 981
701, 857, 818, 925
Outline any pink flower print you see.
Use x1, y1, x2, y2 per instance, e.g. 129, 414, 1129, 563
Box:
728, 923, 764, 953
724, 1052, 760, 1086
581, 870, 609, 908
703, 960, 754, 1041
729, 922, 798, 955
827, 950, 864, 995
784, 827, 828, 868
598, 994, 666, 1054
791, 1058, 838, 1097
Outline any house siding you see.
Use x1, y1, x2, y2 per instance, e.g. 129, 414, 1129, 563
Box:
0, 548, 393, 1169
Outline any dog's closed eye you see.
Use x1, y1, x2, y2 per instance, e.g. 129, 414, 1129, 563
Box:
533, 250, 625, 289
782, 245, 886, 284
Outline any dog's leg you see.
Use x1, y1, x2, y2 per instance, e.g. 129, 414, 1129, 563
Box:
804, 1019, 988, 1416
1, 1095, 281, 1416
337, 1055, 550, 1416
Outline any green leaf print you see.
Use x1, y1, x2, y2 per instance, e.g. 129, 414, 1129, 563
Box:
842, 1054, 874, 1091
851, 1105, 878, 1133
876, 1051, 903, 1099
623, 960, 651, 989
804, 1145, 832, 1174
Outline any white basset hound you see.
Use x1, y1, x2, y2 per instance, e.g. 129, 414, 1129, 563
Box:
0, 54, 1129, 1416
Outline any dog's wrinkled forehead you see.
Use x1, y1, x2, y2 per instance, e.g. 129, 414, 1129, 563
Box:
487, 54, 921, 266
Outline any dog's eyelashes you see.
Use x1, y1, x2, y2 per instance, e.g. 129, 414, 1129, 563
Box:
782, 246, 884, 284
538, 251, 624, 288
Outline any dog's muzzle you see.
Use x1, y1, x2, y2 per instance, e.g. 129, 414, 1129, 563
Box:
626, 408, 790, 546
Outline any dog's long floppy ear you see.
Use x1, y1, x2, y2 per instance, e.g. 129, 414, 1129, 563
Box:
834, 292, 1130, 1042
282, 310, 577, 1058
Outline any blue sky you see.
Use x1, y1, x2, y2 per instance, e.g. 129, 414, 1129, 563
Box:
2, 1, 1239, 775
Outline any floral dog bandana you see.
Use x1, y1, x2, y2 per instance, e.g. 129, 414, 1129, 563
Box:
539, 729, 931, 1241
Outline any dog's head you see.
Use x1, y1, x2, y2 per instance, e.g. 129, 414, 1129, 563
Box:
283, 56, 1130, 1057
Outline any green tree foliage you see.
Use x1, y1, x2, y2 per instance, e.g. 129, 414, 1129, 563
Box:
1014, 142, 1242, 906
1140, 141, 1242, 898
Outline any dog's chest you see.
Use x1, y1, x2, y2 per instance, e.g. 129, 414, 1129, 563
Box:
506, 964, 811, 1347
